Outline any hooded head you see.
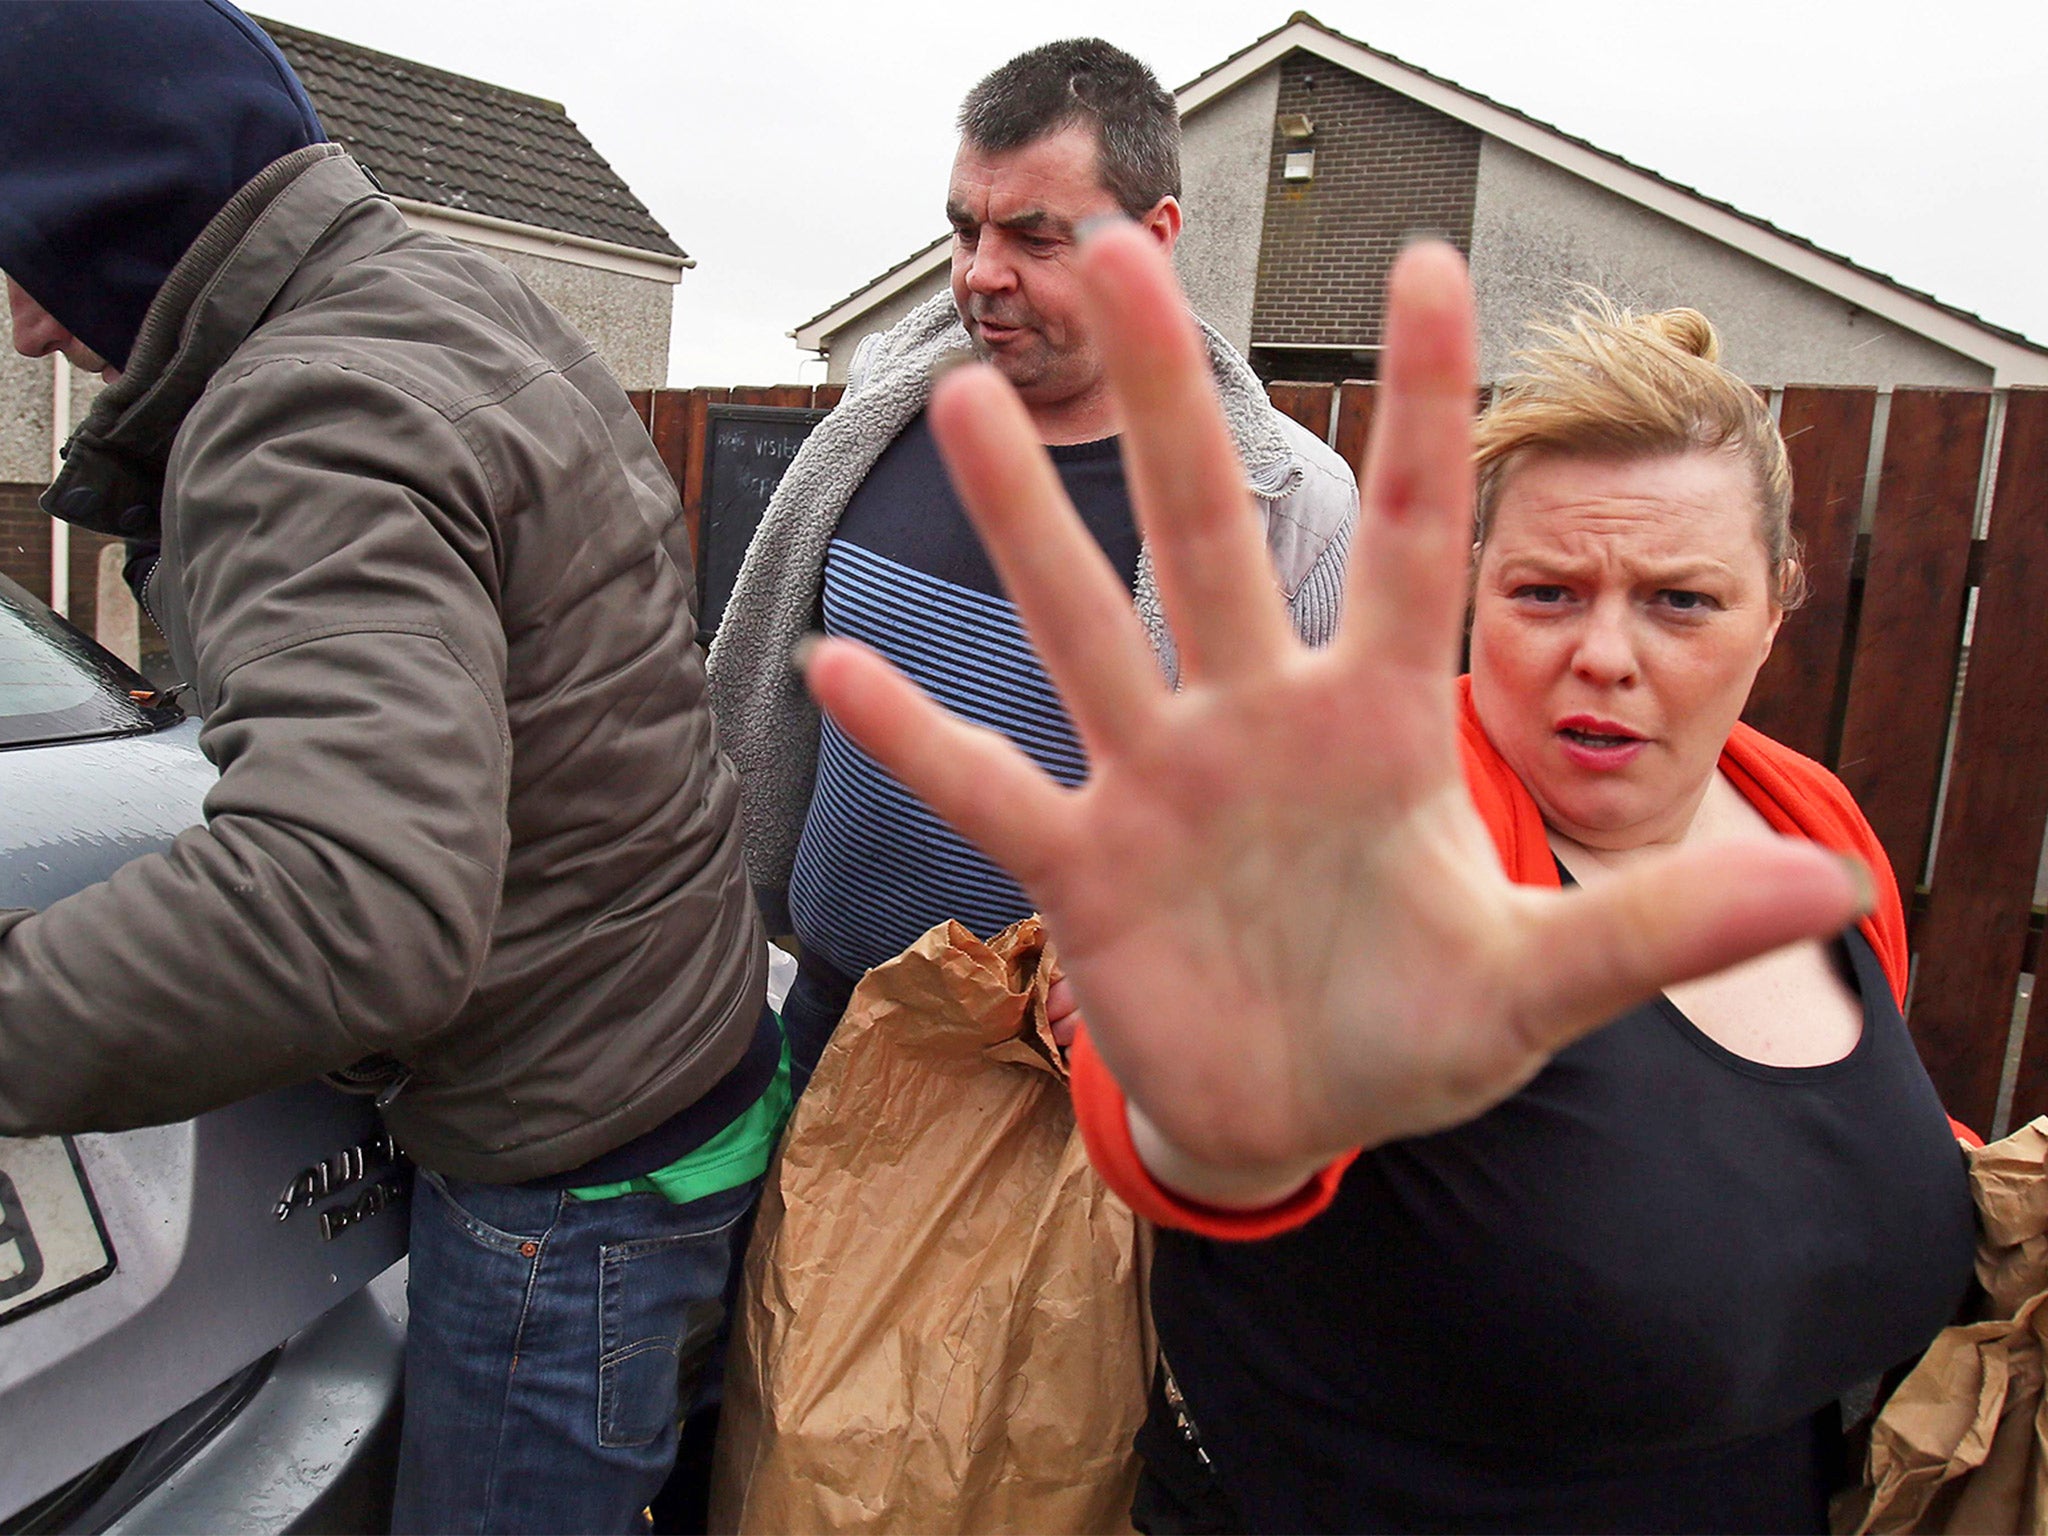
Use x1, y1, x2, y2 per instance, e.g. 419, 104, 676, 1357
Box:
0, 1, 324, 373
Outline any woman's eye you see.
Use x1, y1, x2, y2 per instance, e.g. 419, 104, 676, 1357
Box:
1659, 589, 1718, 612
1513, 584, 1568, 605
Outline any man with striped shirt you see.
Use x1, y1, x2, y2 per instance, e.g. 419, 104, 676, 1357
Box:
709, 38, 1358, 1087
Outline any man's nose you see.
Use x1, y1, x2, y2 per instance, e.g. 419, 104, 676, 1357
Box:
6, 279, 70, 361
963, 241, 1015, 294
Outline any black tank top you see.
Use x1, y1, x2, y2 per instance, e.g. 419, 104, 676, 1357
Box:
1149, 927, 1976, 1533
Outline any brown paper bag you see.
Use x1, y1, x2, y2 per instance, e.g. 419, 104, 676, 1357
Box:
1841, 1119, 2048, 1534
710, 917, 1156, 1535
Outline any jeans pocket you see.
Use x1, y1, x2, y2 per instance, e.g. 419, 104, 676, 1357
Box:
419, 1168, 553, 1257
595, 1190, 752, 1449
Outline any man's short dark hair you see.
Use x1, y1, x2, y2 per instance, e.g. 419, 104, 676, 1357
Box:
957, 39, 1180, 219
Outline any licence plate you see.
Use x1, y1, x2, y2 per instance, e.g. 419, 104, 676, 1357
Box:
0, 1137, 115, 1325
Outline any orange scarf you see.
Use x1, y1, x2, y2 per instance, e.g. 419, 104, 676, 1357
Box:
1073, 677, 1922, 1239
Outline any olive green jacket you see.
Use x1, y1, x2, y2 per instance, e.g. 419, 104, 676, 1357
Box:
0, 145, 764, 1180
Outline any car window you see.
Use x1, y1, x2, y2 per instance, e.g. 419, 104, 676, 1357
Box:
0, 571, 154, 748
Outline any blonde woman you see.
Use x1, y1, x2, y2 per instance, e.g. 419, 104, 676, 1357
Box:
803, 232, 1973, 1533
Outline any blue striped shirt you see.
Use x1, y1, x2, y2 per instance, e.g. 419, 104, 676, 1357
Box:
788, 412, 1136, 977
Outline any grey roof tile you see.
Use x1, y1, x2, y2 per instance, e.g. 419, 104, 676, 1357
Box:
258, 16, 685, 260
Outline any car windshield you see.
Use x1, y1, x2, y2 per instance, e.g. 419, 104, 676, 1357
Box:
0, 571, 154, 748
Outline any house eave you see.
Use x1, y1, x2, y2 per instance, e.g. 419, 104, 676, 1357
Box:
797, 15, 2048, 384
792, 235, 950, 352
391, 198, 693, 284
1243, 21, 2048, 384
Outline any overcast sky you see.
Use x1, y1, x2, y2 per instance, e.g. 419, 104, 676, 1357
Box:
251, 0, 2048, 387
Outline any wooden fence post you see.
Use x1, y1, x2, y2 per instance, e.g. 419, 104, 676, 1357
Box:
1832, 389, 1991, 904
1333, 382, 1376, 477
1921, 389, 2048, 1129
1741, 387, 1874, 762
1264, 382, 1335, 442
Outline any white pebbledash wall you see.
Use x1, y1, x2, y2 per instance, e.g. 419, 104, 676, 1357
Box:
1467, 140, 1992, 388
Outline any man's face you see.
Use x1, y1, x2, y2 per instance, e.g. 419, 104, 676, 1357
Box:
946, 125, 1175, 429
7, 278, 120, 383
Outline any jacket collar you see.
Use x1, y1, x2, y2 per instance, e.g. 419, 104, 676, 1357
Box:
43, 144, 377, 539
853, 293, 1305, 502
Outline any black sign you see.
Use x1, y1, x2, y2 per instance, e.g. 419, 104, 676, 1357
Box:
698, 404, 830, 640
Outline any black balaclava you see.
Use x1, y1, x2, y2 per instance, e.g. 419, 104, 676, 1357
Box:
0, 1, 324, 371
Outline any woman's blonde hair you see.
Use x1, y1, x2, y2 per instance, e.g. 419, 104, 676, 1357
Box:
1473, 298, 1805, 608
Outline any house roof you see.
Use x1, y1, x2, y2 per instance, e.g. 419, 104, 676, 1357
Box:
793, 13, 2048, 383
259, 16, 687, 265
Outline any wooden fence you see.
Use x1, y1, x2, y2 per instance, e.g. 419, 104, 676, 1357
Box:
632, 381, 2048, 1137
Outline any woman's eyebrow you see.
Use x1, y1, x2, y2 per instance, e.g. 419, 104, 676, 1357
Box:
1491, 552, 1737, 583
1631, 557, 1740, 584
1490, 551, 1593, 579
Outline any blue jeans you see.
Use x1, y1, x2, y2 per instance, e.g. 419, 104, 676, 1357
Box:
392, 1168, 758, 1534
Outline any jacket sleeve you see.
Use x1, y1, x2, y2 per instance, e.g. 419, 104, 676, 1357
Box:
1288, 512, 1354, 648
0, 361, 512, 1135
1070, 1027, 1359, 1239
1263, 411, 1357, 649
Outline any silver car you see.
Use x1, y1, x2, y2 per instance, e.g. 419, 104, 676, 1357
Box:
0, 571, 407, 1533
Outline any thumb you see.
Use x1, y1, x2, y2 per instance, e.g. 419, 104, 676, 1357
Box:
1506, 840, 1872, 1057
1045, 976, 1080, 1022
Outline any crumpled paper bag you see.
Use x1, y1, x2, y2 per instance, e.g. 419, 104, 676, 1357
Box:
710, 916, 1155, 1535
1840, 1118, 2048, 1534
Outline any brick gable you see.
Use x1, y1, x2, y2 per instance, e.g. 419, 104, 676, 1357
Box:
1250, 51, 1481, 359
0, 482, 52, 603
1, 480, 146, 658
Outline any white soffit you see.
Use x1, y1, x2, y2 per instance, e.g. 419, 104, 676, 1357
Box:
392, 198, 693, 285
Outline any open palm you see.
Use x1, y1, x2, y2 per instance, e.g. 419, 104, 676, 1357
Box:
804, 233, 1864, 1199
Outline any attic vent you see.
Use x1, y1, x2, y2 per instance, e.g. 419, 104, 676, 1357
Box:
1283, 151, 1315, 182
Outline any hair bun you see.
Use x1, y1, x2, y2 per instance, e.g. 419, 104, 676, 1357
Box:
1644, 307, 1720, 363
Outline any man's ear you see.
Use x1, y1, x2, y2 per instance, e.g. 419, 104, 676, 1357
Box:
1140, 197, 1183, 254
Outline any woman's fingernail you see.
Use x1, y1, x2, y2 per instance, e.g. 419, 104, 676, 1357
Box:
930, 347, 978, 387
1837, 853, 1877, 917
1076, 212, 1131, 245
928, 349, 983, 398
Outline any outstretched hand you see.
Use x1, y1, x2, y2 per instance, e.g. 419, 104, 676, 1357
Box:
803, 231, 1867, 1204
